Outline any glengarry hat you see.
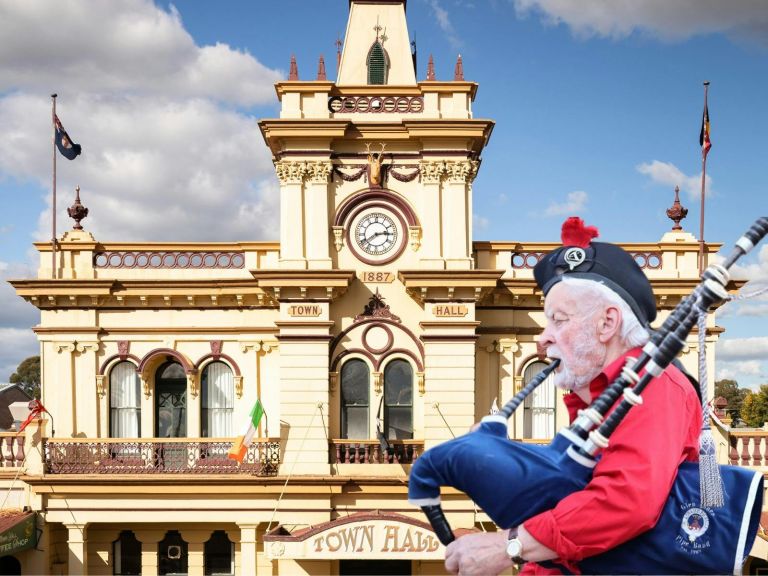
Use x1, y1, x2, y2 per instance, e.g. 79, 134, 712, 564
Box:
533, 217, 657, 327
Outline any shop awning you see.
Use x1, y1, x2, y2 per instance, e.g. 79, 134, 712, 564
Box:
0, 512, 36, 555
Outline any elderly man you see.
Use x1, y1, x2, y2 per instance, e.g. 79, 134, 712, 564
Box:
445, 218, 702, 575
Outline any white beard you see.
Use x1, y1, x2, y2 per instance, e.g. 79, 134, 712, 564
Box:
549, 329, 606, 391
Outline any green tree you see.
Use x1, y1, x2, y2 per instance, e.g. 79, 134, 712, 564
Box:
9, 355, 40, 399
713, 379, 749, 422
740, 385, 768, 428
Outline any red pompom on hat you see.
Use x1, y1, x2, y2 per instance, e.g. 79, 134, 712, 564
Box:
561, 217, 599, 248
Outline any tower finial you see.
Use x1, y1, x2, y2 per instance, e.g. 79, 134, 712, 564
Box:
289, 54, 299, 81
454, 54, 464, 81
427, 54, 436, 81
67, 185, 89, 231
335, 35, 343, 72
666, 185, 688, 231
317, 55, 327, 80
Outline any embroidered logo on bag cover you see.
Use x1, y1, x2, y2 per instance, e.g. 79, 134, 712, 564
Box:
675, 504, 713, 556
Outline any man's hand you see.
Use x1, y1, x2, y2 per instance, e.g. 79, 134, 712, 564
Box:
444, 530, 513, 576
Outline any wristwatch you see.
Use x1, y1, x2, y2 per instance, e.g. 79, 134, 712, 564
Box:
507, 528, 526, 564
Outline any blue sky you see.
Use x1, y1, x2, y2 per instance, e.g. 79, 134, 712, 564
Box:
1, 0, 767, 389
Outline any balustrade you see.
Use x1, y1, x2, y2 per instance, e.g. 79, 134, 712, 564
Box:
44, 438, 279, 475
728, 431, 768, 467
330, 439, 423, 464
0, 433, 25, 467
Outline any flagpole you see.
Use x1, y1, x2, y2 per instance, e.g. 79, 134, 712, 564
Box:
698, 81, 710, 276
51, 93, 57, 280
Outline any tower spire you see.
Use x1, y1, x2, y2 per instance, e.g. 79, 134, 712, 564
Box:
427, 54, 435, 81
317, 55, 327, 81
454, 54, 464, 81
289, 54, 299, 80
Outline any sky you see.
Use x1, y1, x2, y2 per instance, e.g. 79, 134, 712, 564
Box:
1, 0, 767, 391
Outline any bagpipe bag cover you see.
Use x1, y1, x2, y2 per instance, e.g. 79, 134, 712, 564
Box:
409, 420, 764, 574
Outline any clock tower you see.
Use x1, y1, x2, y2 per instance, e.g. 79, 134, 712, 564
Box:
259, 0, 494, 272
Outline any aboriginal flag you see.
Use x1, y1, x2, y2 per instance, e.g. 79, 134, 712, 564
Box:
699, 103, 711, 158
54, 114, 82, 160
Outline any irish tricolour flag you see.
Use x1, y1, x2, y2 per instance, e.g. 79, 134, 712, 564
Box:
227, 400, 265, 463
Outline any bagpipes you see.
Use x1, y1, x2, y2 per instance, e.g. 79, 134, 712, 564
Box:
408, 218, 768, 575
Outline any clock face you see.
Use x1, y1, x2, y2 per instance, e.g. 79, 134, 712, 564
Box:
355, 212, 398, 255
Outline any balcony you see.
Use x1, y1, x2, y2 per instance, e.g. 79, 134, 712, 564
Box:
44, 438, 280, 475
330, 439, 423, 464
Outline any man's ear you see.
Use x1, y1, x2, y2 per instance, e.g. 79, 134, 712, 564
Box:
597, 305, 621, 343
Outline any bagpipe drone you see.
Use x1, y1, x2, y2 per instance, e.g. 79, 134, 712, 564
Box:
408, 217, 768, 575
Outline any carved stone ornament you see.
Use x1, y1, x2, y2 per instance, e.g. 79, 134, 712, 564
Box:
373, 371, 382, 395
408, 226, 422, 252
445, 160, 480, 184
419, 160, 446, 184
96, 375, 106, 398
234, 375, 243, 398
308, 161, 332, 183
117, 340, 130, 360
274, 160, 307, 185
417, 372, 425, 396
329, 371, 338, 393
333, 165, 367, 182
354, 289, 402, 322
210, 340, 223, 359
187, 372, 198, 398
332, 226, 344, 252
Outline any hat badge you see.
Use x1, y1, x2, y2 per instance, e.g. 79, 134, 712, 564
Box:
563, 247, 586, 270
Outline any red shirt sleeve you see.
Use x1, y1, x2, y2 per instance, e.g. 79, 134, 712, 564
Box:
523, 365, 701, 565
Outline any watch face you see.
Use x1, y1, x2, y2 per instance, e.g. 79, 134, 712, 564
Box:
355, 212, 398, 256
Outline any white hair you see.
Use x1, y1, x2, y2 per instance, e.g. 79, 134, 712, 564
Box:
559, 276, 650, 348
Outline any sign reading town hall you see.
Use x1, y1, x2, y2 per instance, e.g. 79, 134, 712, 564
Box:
264, 513, 445, 560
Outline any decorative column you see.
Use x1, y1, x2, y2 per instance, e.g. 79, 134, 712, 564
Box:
54, 341, 77, 436
180, 530, 211, 576
237, 524, 258, 576
136, 530, 166, 576
418, 160, 446, 269
75, 341, 100, 437
442, 160, 478, 270
66, 523, 88, 575
276, 160, 308, 269
304, 161, 332, 269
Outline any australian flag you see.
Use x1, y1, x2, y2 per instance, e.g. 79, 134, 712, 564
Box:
54, 114, 81, 160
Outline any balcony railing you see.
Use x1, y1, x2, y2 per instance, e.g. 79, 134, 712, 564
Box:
728, 430, 768, 467
330, 439, 423, 464
0, 433, 25, 468
44, 438, 280, 475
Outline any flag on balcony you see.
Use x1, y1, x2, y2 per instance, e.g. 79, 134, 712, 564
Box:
227, 400, 265, 463
18, 399, 49, 432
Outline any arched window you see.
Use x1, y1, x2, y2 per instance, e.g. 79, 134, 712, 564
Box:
110, 361, 141, 438
113, 530, 141, 575
155, 362, 187, 438
341, 359, 369, 439
367, 41, 388, 84
158, 531, 187, 576
383, 359, 412, 440
204, 530, 234, 576
201, 362, 234, 437
523, 361, 556, 439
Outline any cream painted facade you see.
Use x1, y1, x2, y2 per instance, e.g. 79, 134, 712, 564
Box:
3, 1, 765, 575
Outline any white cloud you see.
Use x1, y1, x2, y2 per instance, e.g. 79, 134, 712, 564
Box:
511, 0, 768, 44
0, 0, 285, 245
543, 190, 587, 217
636, 160, 712, 201
0, 0, 282, 105
0, 327, 39, 384
716, 336, 768, 362
473, 213, 490, 231
425, 0, 464, 50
